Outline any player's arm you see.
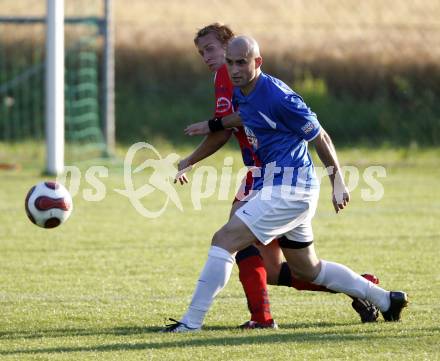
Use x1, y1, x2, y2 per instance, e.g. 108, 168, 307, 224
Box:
184, 112, 242, 136
222, 112, 242, 128
274, 94, 349, 213
310, 128, 350, 213
175, 130, 232, 184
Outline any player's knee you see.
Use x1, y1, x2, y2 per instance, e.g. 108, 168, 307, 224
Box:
211, 229, 223, 247
212, 223, 248, 253
211, 226, 233, 248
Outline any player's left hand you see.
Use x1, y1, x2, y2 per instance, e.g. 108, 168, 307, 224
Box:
332, 185, 350, 213
174, 159, 193, 185
184, 121, 210, 136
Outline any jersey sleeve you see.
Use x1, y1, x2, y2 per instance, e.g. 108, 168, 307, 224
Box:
214, 65, 234, 117
275, 93, 321, 141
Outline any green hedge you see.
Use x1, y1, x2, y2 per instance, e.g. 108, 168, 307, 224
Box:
115, 48, 440, 146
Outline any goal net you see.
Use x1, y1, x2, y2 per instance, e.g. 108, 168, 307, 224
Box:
0, 1, 110, 167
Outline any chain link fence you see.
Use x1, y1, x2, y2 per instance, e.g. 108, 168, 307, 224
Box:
0, 0, 105, 152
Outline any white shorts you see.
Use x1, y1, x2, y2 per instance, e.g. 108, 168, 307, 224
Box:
236, 185, 319, 245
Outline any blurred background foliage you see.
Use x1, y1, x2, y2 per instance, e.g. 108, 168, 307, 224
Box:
1, 0, 439, 147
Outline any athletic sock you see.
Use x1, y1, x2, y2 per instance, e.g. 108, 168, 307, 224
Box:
236, 246, 273, 324
277, 262, 334, 293
180, 246, 235, 328
313, 260, 391, 312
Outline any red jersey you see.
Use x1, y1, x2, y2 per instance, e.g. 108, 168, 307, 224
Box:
214, 64, 260, 168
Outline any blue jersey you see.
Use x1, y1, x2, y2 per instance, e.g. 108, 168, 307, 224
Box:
233, 72, 321, 191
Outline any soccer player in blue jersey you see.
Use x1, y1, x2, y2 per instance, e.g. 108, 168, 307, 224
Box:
163, 36, 407, 332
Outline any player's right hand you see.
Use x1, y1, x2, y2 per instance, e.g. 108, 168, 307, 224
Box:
174, 159, 193, 185
332, 183, 350, 213
184, 121, 210, 136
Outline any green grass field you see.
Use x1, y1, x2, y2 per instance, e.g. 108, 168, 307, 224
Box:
0, 144, 439, 360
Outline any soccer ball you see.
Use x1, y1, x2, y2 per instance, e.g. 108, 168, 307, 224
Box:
25, 181, 73, 228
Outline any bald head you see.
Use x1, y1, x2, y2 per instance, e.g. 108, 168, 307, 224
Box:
225, 35, 263, 94
228, 35, 260, 58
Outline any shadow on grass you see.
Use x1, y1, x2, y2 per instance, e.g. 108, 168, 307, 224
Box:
0, 325, 162, 340
0, 321, 350, 341
2, 323, 436, 355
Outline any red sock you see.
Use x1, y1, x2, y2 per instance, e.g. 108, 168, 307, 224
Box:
291, 277, 333, 292
237, 255, 273, 324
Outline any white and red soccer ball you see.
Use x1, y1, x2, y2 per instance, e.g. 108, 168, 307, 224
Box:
25, 181, 73, 228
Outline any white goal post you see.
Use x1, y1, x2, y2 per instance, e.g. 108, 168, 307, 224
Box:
45, 0, 64, 176
44, 0, 115, 175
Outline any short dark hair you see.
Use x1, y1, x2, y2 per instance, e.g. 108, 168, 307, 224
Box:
194, 23, 235, 46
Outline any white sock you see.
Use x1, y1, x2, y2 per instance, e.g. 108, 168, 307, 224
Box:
313, 260, 391, 312
180, 246, 235, 328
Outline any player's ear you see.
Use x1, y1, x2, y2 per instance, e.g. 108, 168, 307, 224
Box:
255, 56, 263, 69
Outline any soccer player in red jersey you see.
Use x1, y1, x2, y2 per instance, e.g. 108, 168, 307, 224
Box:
173, 23, 379, 329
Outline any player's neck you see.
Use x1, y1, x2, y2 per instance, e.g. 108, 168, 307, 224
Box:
213, 62, 226, 72
241, 71, 261, 96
